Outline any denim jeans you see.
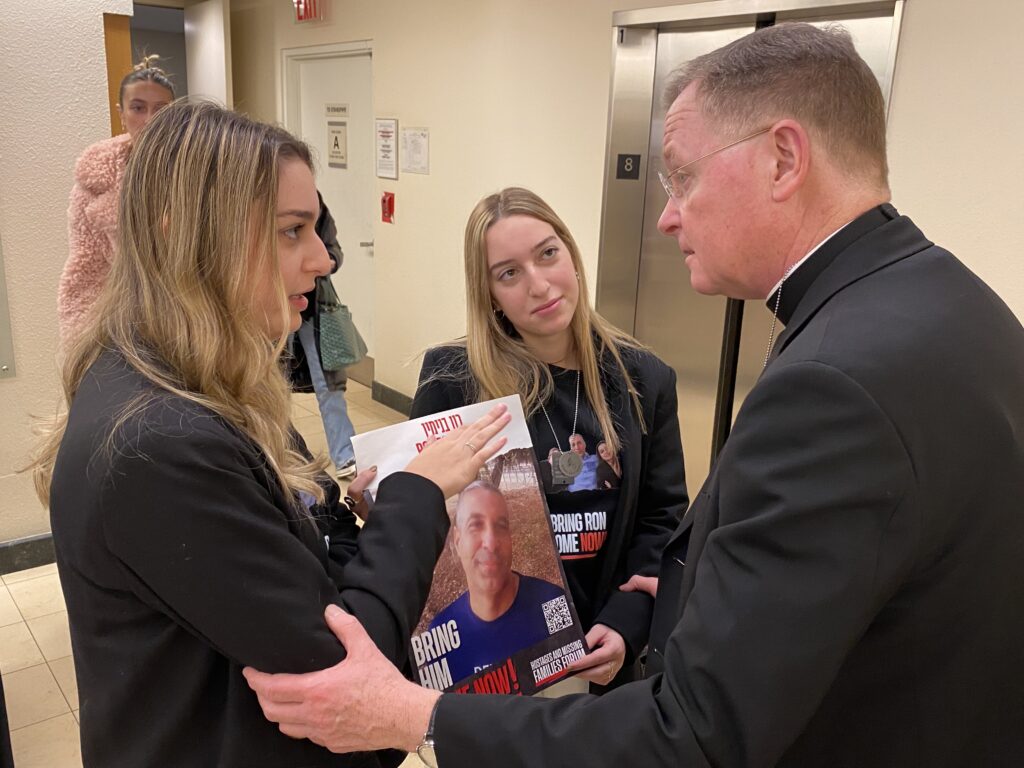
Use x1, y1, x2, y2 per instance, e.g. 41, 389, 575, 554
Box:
296, 319, 356, 467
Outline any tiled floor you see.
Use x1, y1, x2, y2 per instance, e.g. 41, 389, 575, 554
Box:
0, 380, 406, 767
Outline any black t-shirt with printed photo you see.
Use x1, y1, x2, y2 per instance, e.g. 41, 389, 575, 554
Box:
530, 366, 622, 629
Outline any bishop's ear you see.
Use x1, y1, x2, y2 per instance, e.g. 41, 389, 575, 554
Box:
767, 119, 811, 203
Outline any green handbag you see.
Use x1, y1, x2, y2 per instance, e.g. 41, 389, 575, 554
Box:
317, 277, 367, 371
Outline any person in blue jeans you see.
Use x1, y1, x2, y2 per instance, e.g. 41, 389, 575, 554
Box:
288, 193, 357, 479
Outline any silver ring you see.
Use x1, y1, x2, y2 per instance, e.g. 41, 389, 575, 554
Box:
465, 442, 477, 452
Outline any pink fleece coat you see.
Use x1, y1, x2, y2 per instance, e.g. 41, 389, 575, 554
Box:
57, 133, 132, 346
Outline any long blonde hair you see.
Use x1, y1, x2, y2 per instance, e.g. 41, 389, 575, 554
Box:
450, 187, 645, 455
32, 101, 326, 507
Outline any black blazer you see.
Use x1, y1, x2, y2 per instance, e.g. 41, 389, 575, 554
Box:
431, 207, 1024, 766
50, 350, 449, 768
411, 344, 688, 665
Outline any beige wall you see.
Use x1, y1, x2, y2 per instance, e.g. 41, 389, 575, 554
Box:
0, 0, 133, 541
888, 0, 1024, 316
232, 0, 1024, 409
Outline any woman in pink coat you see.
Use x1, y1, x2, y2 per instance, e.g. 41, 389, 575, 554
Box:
57, 56, 175, 346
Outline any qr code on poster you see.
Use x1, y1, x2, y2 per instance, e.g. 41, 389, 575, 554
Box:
542, 595, 572, 634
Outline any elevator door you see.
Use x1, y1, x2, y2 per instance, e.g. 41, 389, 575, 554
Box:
626, 10, 900, 495
632, 23, 756, 492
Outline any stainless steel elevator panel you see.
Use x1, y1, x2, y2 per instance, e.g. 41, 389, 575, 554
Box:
634, 24, 757, 489
634, 24, 756, 390
596, 27, 658, 334
597, 1, 904, 494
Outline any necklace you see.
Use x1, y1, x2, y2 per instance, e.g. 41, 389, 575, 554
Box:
763, 264, 796, 368
539, 370, 583, 479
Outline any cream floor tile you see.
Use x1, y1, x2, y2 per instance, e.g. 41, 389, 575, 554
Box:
364, 411, 403, 430
293, 410, 328, 430
0, 623, 45, 674
291, 401, 315, 422
355, 420, 390, 435
345, 387, 376, 409
7, 573, 66, 620
291, 392, 320, 417
72, 709, 79, 723
0, 586, 23, 627
2, 662, 69, 730
292, 412, 326, 440
26, 611, 73, 661
49, 655, 79, 710
345, 399, 375, 420
301, 432, 331, 463
361, 398, 406, 423
10, 712, 82, 768
2, 564, 58, 585
348, 404, 386, 431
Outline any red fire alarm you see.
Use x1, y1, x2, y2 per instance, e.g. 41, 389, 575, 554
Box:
293, 0, 324, 23
381, 192, 395, 223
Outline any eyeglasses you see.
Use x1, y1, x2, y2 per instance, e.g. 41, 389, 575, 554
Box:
657, 127, 771, 199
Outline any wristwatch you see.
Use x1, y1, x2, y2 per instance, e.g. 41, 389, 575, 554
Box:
415, 698, 440, 768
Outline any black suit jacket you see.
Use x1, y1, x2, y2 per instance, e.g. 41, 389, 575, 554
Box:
432, 207, 1024, 766
50, 350, 448, 768
411, 344, 688, 665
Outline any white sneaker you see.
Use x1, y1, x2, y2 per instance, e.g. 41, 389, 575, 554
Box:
337, 459, 357, 480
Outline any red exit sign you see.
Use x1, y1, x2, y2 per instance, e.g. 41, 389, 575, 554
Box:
293, 0, 324, 23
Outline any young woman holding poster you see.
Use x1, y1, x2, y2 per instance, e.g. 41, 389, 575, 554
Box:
31, 101, 509, 768
411, 187, 689, 690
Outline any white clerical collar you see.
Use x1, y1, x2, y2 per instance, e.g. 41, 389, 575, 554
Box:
765, 221, 852, 300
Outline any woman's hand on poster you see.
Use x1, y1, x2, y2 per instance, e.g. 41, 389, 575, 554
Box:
405, 403, 510, 498
619, 574, 659, 598
566, 623, 626, 685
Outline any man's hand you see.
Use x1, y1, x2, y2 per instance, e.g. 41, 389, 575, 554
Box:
619, 574, 659, 598
565, 623, 627, 685
243, 605, 439, 754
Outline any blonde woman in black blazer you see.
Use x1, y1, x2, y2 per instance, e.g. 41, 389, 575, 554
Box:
33, 102, 508, 768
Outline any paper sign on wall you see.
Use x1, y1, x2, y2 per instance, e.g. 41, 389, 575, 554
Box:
375, 118, 398, 180
401, 127, 430, 175
327, 121, 348, 169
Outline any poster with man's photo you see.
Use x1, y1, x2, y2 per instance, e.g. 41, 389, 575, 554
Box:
351, 395, 587, 696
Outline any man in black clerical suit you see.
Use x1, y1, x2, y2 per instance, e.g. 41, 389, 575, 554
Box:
245, 23, 1024, 767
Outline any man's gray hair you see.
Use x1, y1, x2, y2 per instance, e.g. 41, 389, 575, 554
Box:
454, 479, 506, 528
664, 22, 888, 186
